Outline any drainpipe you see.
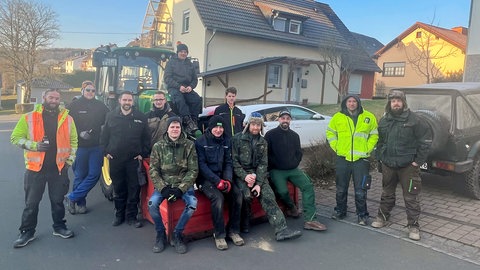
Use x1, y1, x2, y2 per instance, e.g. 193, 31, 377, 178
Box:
202, 29, 217, 107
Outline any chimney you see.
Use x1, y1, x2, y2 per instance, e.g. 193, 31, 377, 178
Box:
451, 26, 468, 35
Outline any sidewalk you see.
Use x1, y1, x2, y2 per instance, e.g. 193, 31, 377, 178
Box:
314, 171, 480, 265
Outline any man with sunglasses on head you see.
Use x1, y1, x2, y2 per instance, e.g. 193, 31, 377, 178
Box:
145, 91, 176, 147
65, 81, 109, 214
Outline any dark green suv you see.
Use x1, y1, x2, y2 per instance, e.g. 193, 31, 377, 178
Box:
394, 82, 480, 199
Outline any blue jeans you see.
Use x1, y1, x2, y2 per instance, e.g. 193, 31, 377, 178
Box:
148, 187, 197, 233
334, 157, 370, 218
68, 146, 103, 206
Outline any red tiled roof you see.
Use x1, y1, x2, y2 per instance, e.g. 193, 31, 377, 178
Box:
375, 21, 467, 56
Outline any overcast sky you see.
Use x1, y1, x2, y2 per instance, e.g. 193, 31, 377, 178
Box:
41, 0, 471, 49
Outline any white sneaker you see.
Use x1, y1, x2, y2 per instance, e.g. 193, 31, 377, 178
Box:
408, 227, 421, 241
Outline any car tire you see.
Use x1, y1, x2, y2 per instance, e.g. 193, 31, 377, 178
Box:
465, 158, 480, 199
414, 110, 449, 155
100, 157, 114, 201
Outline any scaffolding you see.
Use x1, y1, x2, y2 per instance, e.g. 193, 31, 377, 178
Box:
141, 0, 174, 49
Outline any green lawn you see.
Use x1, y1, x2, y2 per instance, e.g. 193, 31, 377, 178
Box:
308, 99, 386, 120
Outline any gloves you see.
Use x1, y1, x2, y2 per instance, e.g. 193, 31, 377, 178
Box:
161, 186, 183, 202
79, 130, 92, 140
216, 179, 231, 193
171, 188, 183, 201
36, 142, 50, 152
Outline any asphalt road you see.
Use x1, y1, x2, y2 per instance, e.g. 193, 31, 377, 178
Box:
0, 115, 478, 270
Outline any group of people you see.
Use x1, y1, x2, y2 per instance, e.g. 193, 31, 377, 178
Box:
327, 92, 430, 241
10, 42, 430, 252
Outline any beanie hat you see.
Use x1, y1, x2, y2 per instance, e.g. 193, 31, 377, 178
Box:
177, 43, 189, 53
166, 116, 182, 130
208, 115, 225, 130
243, 112, 265, 135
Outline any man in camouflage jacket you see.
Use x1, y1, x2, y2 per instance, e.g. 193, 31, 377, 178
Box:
232, 112, 302, 241
148, 116, 198, 254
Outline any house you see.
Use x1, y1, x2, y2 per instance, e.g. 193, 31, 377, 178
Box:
142, 0, 380, 105
374, 22, 467, 95
64, 51, 95, 73
464, 0, 480, 82
16, 78, 73, 105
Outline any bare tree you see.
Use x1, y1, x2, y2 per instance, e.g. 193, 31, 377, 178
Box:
0, 0, 59, 104
403, 24, 461, 84
319, 40, 362, 102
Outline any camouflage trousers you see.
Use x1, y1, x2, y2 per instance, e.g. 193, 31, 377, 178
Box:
236, 179, 287, 233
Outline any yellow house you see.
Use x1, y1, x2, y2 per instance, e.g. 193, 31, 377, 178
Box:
374, 22, 467, 95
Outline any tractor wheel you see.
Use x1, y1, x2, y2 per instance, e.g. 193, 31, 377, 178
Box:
100, 157, 114, 201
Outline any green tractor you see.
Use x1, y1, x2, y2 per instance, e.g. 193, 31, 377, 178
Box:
92, 45, 176, 200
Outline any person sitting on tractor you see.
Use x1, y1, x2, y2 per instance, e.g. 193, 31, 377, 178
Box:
163, 43, 202, 135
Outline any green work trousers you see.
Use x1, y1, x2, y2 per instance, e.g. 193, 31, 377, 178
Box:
270, 168, 317, 221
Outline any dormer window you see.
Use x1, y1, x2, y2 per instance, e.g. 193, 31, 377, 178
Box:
289, 20, 301, 34
273, 17, 286, 31
272, 17, 302, 34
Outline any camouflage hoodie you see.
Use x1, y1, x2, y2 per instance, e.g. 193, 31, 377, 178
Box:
149, 131, 198, 193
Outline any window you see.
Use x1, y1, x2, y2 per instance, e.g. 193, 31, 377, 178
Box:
267, 64, 282, 88
182, 10, 190, 33
416, 31, 422, 38
289, 20, 301, 34
273, 17, 286, 31
456, 96, 480, 129
383, 62, 405, 77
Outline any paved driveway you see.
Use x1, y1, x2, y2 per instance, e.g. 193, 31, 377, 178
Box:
315, 171, 480, 265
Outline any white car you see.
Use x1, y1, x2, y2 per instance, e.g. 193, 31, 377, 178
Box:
199, 104, 331, 148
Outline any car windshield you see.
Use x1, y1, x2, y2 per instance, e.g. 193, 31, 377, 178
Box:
406, 94, 452, 122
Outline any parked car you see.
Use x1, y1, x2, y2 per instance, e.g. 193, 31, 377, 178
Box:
396, 82, 480, 199
199, 103, 331, 148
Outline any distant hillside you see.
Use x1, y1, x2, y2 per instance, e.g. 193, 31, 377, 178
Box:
38, 48, 92, 62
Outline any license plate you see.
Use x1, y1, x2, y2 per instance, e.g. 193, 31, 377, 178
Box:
420, 163, 428, 170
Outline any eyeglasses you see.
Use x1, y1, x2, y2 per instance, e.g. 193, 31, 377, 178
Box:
85, 88, 96, 93
153, 98, 166, 102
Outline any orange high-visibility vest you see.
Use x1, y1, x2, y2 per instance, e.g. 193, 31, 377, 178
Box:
24, 109, 74, 173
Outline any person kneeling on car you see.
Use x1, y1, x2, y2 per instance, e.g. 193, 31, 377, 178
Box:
195, 116, 244, 250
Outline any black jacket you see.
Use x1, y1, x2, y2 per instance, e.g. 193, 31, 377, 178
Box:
214, 103, 245, 138
67, 97, 109, 147
376, 109, 431, 168
163, 55, 198, 90
100, 107, 151, 160
265, 126, 303, 170
195, 130, 233, 186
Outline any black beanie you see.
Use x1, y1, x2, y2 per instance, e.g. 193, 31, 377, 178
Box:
208, 115, 225, 130
177, 43, 189, 53
166, 116, 182, 130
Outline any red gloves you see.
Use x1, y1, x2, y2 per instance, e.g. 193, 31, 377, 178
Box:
217, 179, 232, 193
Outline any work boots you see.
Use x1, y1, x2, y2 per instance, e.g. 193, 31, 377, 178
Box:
183, 115, 198, 134
275, 227, 302, 241
152, 230, 166, 253
172, 232, 187, 254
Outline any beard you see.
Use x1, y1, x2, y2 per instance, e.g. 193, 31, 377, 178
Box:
121, 104, 132, 111
43, 102, 59, 112
390, 106, 404, 115
280, 122, 289, 130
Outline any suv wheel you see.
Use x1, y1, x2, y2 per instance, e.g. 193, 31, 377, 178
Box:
414, 110, 449, 154
465, 158, 480, 199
